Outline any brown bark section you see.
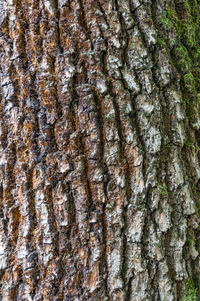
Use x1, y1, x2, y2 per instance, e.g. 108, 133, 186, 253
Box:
0, 0, 200, 300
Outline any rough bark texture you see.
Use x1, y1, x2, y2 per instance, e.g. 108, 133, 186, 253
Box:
0, 0, 200, 300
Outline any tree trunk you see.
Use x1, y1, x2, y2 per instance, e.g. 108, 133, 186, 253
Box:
0, 0, 200, 300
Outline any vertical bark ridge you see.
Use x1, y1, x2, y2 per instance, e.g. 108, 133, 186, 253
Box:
0, 0, 200, 300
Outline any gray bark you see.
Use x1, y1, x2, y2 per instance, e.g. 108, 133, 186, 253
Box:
0, 0, 200, 300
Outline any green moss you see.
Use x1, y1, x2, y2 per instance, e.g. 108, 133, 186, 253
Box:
169, 38, 178, 47
184, 73, 194, 81
161, 12, 173, 29
184, 73, 196, 93
155, 0, 200, 165
157, 38, 166, 47
154, 0, 200, 229
182, 279, 198, 301
167, 7, 176, 19
174, 45, 192, 71
162, 0, 200, 122
184, 0, 191, 15
165, 1, 200, 62
159, 184, 168, 196
188, 239, 196, 246
186, 138, 194, 148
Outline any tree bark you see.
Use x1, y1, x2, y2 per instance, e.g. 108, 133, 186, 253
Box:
0, 0, 200, 300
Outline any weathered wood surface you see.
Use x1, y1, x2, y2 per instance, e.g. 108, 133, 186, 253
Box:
0, 0, 200, 300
